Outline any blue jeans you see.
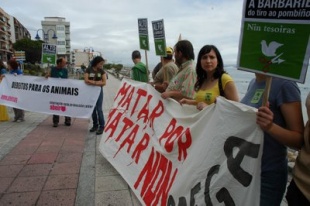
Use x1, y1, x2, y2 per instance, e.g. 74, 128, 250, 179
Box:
92, 88, 105, 130
260, 170, 287, 206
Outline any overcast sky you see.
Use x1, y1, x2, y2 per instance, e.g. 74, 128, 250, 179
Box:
2, 0, 244, 67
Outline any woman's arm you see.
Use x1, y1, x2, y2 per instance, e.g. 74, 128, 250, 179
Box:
84, 73, 93, 85
96, 73, 106, 86
179, 98, 197, 105
161, 90, 186, 101
224, 81, 239, 102
257, 102, 304, 149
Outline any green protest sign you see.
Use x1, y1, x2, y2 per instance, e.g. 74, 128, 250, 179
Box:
138, 18, 149, 51
152, 19, 166, 56
237, 0, 310, 83
42, 44, 57, 64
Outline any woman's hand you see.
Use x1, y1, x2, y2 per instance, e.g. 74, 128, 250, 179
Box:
161, 91, 171, 99
196, 102, 208, 110
256, 103, 274, 132
179, 98, 188, 105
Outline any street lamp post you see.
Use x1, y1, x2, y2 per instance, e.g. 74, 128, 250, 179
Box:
35, 28, 58, 68
93, 51, 102, 58
35, 29, 58, 43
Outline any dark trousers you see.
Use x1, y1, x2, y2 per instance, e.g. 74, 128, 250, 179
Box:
286, 179, 310, 206
53, 115, 71, 124
13, 108, 24, 120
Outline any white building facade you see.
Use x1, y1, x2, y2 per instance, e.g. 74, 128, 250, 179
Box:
41, 17, 71, 63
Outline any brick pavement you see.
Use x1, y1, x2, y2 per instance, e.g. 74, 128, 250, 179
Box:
0, 75, 141, 206
0, 115, 88, 205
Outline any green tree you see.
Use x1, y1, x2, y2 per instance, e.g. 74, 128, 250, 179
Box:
103, 63, 112, 70
114, 64, 123, 70
13, 38, 43, 64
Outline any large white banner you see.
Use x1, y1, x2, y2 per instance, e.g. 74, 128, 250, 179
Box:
99, 79, 264, 206
0, 75, 100, 118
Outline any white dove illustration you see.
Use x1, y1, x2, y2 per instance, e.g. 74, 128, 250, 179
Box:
260, 40, 283, 57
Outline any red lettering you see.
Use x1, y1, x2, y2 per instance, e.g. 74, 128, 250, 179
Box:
114, 82, 131, 103
159, 118, 183, 152
132, 133, 150, 164
177, 128, 192, 161
115, 117, 134, 142
104, 110, 123, 142
148, 100, 164, 130
120, 87, 135, 111
152, 158, 177, 206
137, 93, 152, 125
114, 124, 139, 157
159, 118, 192, 161
105, 108, 117, 128
134, 148, 178, 205
131, 88, 147, 116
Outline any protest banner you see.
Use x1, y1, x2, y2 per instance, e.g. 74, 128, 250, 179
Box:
99, 78, 264, 205
0, 75, 100, 118
237, 0, 310, 83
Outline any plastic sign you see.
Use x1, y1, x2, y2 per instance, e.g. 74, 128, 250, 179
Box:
42, 44, 57, 64
138, 18, 149, 51
237, 0, 310, 83
152, 19, 167, 56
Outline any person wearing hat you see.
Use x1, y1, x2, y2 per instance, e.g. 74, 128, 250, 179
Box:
131, 50, 149, 82
151, 47, 178, 93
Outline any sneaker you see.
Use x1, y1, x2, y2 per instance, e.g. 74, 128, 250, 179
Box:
53, 123, 58, 127
89, 127, 97, 132
96, 129, 103, 135
65, 122, 71, 126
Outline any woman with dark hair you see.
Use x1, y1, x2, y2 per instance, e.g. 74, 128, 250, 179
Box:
7, 59, 24, 121
180, 45, 239, 110
84, 56, 107, 135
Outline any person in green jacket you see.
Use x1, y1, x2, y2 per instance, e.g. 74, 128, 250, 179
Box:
131, 50, 148, 82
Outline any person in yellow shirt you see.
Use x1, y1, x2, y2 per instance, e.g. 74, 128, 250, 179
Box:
180, 45, 239, 110
0, 60, 9, 121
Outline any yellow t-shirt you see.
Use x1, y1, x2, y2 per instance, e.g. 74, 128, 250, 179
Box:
194, 73, 233, 104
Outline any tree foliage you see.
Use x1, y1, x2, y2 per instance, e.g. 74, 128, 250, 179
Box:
13, 38, 43, 64
103, 63, 123, 72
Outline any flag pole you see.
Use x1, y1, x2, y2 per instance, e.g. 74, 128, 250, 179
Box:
144, 50, 149, 82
